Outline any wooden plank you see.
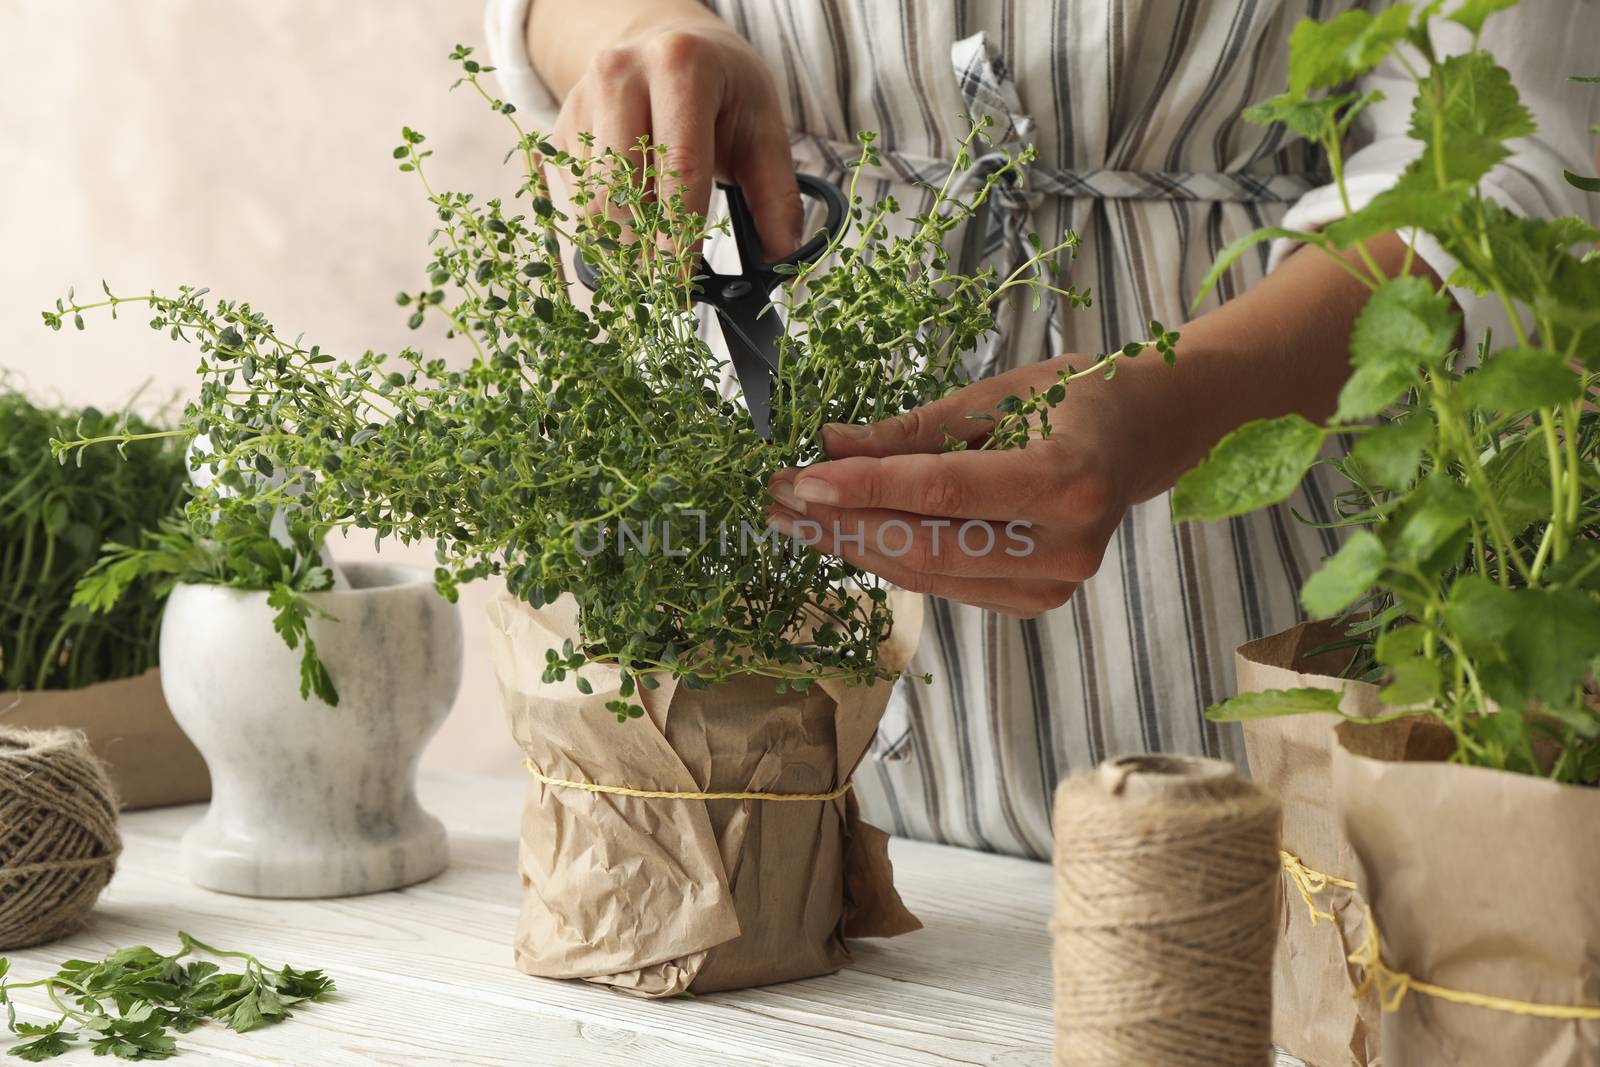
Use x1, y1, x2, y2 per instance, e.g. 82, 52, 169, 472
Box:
1, 771, 1056, 1066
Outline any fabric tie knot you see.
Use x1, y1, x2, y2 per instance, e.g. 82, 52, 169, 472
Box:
972, 149, 1045, 217
946, 30, 1049, 385
952, 30, 1035, 154
951, 31, 1045, 227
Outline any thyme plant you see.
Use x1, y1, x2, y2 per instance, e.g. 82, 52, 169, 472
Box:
1173, 1, 1600, 783
46, 47, 1116, 714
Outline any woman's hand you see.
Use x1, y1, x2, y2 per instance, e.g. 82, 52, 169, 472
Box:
766, 359, 1141, 618
760, 231, 1443, 617
528, 0, 801, 258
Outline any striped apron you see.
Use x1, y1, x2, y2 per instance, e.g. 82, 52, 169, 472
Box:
710, 0, 1361, 859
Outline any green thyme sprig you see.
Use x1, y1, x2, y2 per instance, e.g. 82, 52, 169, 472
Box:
947, 320, 1179, 452
0, 933, 333, 1061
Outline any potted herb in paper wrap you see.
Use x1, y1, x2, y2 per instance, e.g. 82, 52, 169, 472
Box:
47, 46, 1155, 991
1172, 4, 1600, 1064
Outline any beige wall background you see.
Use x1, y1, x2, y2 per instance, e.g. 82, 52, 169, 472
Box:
2, 2, 527, 772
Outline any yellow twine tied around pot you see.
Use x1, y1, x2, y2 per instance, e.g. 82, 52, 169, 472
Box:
522, 760, 852, 802
1279, 851, 1600, 1022
1279, 850, 1358, 923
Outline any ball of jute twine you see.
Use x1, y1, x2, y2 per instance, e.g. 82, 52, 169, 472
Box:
1052, 754, 1281, 1067
0, 727, 121, 949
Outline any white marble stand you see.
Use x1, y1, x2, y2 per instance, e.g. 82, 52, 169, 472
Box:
160, 562, 462, 897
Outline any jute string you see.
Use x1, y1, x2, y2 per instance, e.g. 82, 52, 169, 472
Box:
1052, 755, 1281, 1067
522, 759, 852, 801
1281, 851, 1600, 1022
0, 727, 121, 949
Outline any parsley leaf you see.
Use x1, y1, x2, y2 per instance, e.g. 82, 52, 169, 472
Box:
7, 1020, 76, 1062
0, 935, 333, 1061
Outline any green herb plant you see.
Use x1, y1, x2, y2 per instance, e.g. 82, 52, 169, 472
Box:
72, 515, 339, 705
0, 932, 333, 1061
0, 386, 186, 692
47, 46, 1099, 716
1172, 1, 1600, 783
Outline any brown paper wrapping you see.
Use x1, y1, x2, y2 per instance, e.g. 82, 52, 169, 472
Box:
0, 669, 210, 810
487, 592, 923, 996
1235, 621, 1414, 1067
1332, 720, 1600, 1066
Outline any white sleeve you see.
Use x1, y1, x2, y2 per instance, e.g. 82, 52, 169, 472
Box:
483, 0, 562, 132
1269, 8, 1600, 349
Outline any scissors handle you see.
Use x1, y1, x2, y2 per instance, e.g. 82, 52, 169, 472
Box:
572, 172, 848, 290
722, 173, 848, 276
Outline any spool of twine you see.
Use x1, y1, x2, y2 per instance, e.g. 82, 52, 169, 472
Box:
1052, 754, 1281, 1067
0, 727, 121, 949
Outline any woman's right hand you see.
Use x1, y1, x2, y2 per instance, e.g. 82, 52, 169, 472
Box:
528, 0, 802, 258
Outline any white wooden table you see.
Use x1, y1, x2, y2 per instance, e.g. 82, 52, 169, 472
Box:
5, 771, 1060, 1066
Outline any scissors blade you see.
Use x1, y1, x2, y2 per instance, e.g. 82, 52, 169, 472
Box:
715, 297, 783, 439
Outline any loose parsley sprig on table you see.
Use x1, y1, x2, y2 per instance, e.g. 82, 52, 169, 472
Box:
45, 45, 1091, 715
1170, 1, 1600, 783
0, 933, 334, 1061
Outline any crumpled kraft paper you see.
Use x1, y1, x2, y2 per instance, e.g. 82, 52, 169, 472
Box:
487, 592, 924, 997
1333, 719, 1600, 1067
1, 669, 210, 810
1235, 621, 1413, 1067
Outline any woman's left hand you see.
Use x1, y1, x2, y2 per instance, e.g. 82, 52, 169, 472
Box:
766, 357, 1140, 618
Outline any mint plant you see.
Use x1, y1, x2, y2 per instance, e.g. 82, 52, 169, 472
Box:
45, 47, 1093, 715
1173, 1, 1600, 783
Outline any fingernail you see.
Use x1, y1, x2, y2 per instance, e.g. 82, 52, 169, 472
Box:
824, 422, 869, 441
793, 476, 838, 505
769, 477, 806, 514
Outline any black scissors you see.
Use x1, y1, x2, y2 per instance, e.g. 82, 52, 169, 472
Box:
574, 173, 848, 439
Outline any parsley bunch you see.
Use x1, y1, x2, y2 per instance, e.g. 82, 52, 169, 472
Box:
0, 933, 333, 1061
70, 516, 339, 705
46, 46, 1087, 712
1173, 1, 1600, 782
